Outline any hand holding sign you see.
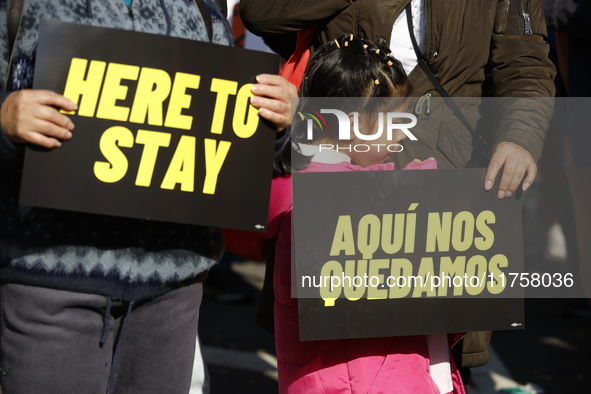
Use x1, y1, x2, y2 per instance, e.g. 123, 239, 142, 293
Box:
484, 141, 537, 199
250, 74, 297, 132
1, 89, 77, 148
294, 169, 525, 340
21, 21, 280, 230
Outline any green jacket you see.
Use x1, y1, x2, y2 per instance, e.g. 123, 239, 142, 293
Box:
241, 0, 556, 169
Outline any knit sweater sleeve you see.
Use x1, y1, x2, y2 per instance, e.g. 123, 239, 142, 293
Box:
0, 91, 17, 161
0, 2, 17, 161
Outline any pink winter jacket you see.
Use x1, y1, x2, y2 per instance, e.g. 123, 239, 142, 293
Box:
263, 157, 466, 394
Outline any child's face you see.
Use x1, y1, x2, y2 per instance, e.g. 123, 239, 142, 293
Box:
348, 104, 408, 168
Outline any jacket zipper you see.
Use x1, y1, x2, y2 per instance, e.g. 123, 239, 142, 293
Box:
424, 0, 433, 59
415, 93, 431, 116
516, 0, 532, 35
523, 0, 532, 35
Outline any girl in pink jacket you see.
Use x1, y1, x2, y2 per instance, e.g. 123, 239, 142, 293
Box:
263, 34, 465, 394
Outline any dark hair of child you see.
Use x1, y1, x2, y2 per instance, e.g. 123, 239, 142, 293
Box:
273, 34, 412, 177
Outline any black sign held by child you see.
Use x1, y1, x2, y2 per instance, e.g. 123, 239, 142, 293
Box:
293, 168, 524, 340
20, 20, 279, 231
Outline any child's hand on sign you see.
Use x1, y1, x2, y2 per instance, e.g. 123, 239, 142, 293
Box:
250, 74, 297, 132
0, 89, 77, 149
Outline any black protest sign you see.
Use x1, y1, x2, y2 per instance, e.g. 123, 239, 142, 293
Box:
293, 168, 524, 340
20, 20, 279, 231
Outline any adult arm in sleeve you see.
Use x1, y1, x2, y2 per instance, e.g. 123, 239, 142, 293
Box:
484, 0, 556, 197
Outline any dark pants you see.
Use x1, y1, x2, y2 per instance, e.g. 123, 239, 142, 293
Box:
566, 141, 591, 303
0, 282, 202, 394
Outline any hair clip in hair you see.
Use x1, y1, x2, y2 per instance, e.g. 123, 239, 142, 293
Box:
349, 34, 354, 41
375, 49, 380, 54
363, 44, 368, 49
344, 41, 349, 47
387, 60, 393, 66
334, 39, 341, 48
374, 79, 380, 85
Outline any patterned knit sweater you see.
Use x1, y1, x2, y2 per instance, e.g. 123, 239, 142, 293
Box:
0, 0, 232, 301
